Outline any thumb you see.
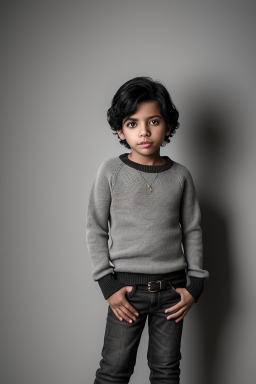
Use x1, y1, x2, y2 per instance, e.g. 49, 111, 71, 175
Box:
126, 285, 133, 293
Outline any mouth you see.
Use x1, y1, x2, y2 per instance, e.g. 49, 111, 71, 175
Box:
139, 141, 153, 147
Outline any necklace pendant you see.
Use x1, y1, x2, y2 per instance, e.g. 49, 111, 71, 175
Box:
149, 186, 152, 192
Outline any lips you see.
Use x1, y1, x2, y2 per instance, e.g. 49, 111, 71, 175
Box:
139, 141, 152, 145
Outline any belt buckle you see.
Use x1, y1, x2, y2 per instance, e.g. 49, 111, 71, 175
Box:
148, 280, 162, 292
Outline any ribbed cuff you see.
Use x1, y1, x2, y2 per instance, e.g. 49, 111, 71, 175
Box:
186, 276, 205, 302
97, 273, 127, 300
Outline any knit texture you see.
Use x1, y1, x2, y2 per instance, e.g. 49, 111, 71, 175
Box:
86, 153, 209, 301
185, 276, 205, 302
98, 269, 187, 300
97, 270, 204, 302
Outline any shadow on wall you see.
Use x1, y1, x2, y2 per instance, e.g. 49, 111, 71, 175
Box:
199, 198, 232, 384
181, 77, 246, 384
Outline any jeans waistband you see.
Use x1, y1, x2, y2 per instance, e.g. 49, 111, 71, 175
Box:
114, 269, 187, 287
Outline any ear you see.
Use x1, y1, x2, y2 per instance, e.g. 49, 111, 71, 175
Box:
117, 129, 125, 140
165, 124, 172, 136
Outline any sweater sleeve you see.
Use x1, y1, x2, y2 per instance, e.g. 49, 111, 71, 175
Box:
178, 166, 209, 286
185, 276, 205, 302
86, 161, 126, 299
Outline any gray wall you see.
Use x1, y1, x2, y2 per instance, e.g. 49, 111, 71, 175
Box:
1, 1, 256, 383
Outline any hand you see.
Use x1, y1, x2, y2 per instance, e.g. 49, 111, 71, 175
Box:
165, 287, 195, 323
107, 286, 139, 324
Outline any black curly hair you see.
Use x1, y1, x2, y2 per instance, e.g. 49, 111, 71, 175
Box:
107, 76, 180, 149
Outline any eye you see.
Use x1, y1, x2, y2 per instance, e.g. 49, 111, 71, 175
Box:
126, 121, 137, 128
150, 119, 159, 125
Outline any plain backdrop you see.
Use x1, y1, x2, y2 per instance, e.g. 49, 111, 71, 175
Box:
1, 1, 256, 383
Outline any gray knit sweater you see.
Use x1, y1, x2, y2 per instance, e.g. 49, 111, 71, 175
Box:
86, 153, 209, 301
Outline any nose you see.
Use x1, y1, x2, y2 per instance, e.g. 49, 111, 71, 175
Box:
139, 122, 150, 137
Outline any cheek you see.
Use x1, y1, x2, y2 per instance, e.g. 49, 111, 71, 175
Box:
156, 128, 167, 138
122, 131, 131, 141
125, 132, 136, 141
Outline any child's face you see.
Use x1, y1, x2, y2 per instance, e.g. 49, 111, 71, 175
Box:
117, 101, 171, 158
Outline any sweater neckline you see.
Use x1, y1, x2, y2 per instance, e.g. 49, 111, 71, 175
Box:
119, 152, 174, 173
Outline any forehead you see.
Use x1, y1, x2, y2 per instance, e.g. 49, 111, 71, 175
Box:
129, 100, 162, 118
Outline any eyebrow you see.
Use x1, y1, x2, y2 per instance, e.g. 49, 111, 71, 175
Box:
123, 115, 162, 124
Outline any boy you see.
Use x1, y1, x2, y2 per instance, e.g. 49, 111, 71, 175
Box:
86, 76, 209, 384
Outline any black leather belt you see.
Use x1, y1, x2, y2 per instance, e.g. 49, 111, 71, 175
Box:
114, 270, 187, 292
147, 279, 172, 292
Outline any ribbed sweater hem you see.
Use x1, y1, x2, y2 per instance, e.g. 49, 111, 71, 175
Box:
98, 269, 204, 302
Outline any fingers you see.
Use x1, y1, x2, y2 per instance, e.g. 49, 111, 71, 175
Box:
116, 307, 135, 324
126, 301, 139, 319
165, 298, 193, 322
166, 306, 185, 321
164, 289, 194, 318
114, 309, 137, 323
176, 309, 189, 322
165, 300, 183, 315
108, 286, 140, 323
171, 308, 189, 323
112, 300, 139, 324
112, 307, 123, 322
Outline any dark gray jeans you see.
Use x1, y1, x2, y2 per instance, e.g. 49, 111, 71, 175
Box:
94, 282, 184, 384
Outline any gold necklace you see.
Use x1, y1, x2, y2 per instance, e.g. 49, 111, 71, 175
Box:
128, 154, 166, 192
137, 171, 160, 192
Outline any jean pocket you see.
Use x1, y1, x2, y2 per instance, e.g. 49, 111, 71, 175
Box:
171, 285, 181, 297
126, 285, 137, 299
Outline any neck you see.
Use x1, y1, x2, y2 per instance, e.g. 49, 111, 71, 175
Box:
128, 152, 166, 166
119, 153, 174, 173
